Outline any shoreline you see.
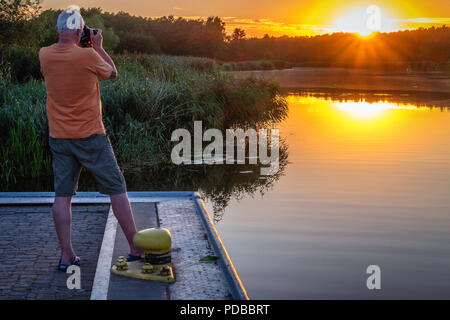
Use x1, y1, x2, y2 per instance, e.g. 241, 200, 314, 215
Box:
282, 87, 450, 108
232, 67, 450, 94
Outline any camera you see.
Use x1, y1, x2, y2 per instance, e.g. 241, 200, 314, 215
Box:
80, 25, 98, 47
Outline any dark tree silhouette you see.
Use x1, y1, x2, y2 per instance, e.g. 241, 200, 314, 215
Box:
232, 28, 246, 41
1, 5, 449, 73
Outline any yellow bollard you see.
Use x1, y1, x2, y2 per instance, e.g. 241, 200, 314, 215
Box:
111, 228, 175, 283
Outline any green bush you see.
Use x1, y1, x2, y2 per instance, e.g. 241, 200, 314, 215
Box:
115, 31, 160, 54
3, 46, 42, 83
220, 76, 287, 127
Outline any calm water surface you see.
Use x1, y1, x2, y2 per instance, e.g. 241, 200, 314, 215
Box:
8, 89, 450, 299
206, 92, 450, 299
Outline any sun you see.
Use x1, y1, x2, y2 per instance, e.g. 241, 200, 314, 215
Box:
332, 6, 397, 36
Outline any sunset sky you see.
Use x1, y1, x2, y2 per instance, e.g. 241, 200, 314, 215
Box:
41, 0, 450, 37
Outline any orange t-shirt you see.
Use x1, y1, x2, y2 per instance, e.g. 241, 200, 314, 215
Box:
39, 44, 113, 138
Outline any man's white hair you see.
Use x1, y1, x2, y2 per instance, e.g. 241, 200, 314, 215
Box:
57, 5, 84, 32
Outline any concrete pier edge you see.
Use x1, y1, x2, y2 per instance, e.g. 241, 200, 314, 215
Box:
193, 192, 250, 300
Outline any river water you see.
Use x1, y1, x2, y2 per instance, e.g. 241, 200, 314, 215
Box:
206, 90, 450, 299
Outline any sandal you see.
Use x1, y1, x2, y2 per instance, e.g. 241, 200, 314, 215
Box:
57, 256, 81, 272
126, 254, 142, 262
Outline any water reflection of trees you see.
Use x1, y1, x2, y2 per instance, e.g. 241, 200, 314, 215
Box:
199, 139, 288, 222
285, 89, 450, 109
125, 138, 288, 222
4, 139, 288, 222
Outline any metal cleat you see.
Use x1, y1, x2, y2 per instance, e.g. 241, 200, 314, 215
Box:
115, 256, 128, 271
141, 263, 153, 274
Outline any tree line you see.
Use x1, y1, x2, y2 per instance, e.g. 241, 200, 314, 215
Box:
1, 1, 449, 78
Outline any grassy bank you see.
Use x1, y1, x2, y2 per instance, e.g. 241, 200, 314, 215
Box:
0, 54, 287, 184
233, 67, 450, 94
220, 60, 293, 71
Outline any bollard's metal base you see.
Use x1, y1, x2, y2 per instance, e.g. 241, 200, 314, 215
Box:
111, 259, 175, 283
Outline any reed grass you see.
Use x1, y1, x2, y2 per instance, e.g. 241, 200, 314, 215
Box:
0, 54, 287, 183
220, 60, 293, 71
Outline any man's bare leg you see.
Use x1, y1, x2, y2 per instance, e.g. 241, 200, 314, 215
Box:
52, 196, 76, 265
110, 192, 144, 256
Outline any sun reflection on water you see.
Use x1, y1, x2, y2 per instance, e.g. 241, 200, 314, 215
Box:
286, 94, 440, 121
334, 100, 429, 118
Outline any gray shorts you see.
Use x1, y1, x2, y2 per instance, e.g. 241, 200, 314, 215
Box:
49, 134, 127, 197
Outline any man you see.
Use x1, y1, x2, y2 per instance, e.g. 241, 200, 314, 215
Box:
39, 6, 143, 271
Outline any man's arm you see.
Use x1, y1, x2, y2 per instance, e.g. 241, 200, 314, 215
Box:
90, 29, 117, 79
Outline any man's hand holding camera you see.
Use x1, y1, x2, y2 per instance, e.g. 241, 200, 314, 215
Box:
87, 28, 117, 79
90, 28, 103, 51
